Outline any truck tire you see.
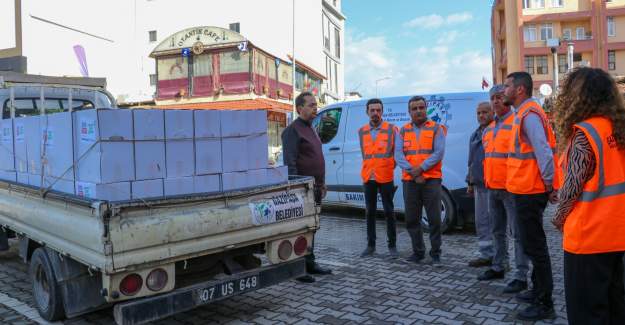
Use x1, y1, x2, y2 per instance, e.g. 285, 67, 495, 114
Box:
421, 189, 456, 234
29, 248, 65, 321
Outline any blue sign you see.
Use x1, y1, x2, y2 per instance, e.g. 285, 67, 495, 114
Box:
182, 48, 191, 57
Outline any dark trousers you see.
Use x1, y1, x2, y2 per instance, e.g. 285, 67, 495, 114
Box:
564, 251, 625, 325
402, 179, 442, 258
305, 185, 323, 269
513, 193, 553, 306
364, 180, 397, 248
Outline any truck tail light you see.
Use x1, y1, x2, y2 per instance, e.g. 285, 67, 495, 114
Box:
146, 268, 168, 291
278, 240, 293, 260
119, 273, 143, 296
293, 236, 308, 256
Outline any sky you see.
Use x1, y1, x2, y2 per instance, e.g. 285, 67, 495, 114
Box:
342, 0, 494, 97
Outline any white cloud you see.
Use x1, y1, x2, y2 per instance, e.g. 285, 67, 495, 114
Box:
403, 12, 473, 29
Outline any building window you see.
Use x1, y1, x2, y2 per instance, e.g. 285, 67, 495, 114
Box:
536, 55, 548, 74
525, 0, 545, 8
563, 28, 572, 40
558, 55, 568, 73
334, 28, 340, 58
609, 50, 616, 70
149, 30, 157, 42
576, 27, 585, 40
323, 15, 330, 51
524, 24, 537, 41
525, 56, 535, 74
229, 22, 240, 33
551, 0, 563, 7
149, 74, 157, 86
608, 17, 616, 37
540, 23, 553, 41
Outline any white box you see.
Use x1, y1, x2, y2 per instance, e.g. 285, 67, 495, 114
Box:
0, 170, 16, 182
14, 119, 27, 173
75, 181, 131, 201
221, 137, 247, 172
249, 110, 268, 134
75, 142, 135, 183
194, 110, 221, 138
194, 174, 221, 193
222, 171, 248, 191
166, 140, 194, 178
165, 110, 193, 139
164, 177, 194, 196
0, 119, 14, 171
24, 116, 41, 175
220, 110, 250, 137
267, 166, 288, 184
135, 141, 165, 180
131, 179, 164, 199
75, 109, 133, 144
133, 110, 164, 140
28, 174, 41, 187
247, 134, 269, 170
17, 172, 28, 185
40, 112, 74, 180
195, 138, 222, 175
42, 177, 75, 195
247, 169, 267, 187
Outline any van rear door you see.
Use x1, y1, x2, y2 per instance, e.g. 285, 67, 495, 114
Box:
312, 106, 345, 203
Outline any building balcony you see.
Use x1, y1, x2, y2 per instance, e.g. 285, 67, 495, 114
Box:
522, 10, 592, 23
524, 38, 594, 55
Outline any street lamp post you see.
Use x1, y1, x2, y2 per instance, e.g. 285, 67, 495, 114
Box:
375, 77, 391, 98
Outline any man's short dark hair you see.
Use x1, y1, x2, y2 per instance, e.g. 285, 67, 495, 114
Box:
408, 95, 427, 109
366, 98, 383, 112
295, 91, 314, 108
506, 72, 533, 97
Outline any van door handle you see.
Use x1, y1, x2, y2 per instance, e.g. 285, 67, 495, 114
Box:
329, 147, 340, 151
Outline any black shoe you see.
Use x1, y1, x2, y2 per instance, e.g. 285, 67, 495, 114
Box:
388, 247, 399, 258
516, 303, 555, 321
477, 269, 505, 281
360, 246, 375, 257
503, 280, 528, 294
431, 256, 442, 266
468, 257, 492, 267
405, 254, 425, 263
307, 263, 332, 275
516, 289, 538, 304
296, 274, 315, 283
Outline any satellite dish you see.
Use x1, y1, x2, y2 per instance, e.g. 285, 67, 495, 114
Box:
539, 83, 553, 97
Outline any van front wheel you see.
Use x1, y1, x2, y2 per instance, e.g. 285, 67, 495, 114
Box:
421, 189, 456, 234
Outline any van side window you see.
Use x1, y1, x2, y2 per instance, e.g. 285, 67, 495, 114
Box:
313, 107, 342, 144
60, 99, 94, 112
2, 99, 38, 119
2, 98, 96, 119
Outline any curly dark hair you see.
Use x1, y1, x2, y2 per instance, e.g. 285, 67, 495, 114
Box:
553, 67, 625, 151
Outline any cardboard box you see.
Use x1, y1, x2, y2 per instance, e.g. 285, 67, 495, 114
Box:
195, 138, 222, 175
13, 119, 27, 173
221, 137, 247, 172
40, 112, 74, 180
131, 179, 164, 199
24, 116, 41, 175
42, 177, 75, 195
28, 173, 41, 187
166, 140, 194, 178
17, 172, 28, 185
247, 169, 267, 187
0, 170, 16, 182
75, 181, 132, 201
220, 110, 250, 137
133, 110, 164, 140
194, 174, 221, 193
249, 110, 268, 134
74, 109, 133, 144
165, 110, 193, 139
247, 134, 269, 170
0, 119, 14, 171
194, 110, 221, 138
164, 177, 194, 196
222, 171, 248, 191
266, 166, 288, 184
134, 141, 165, 180
75, 142, 135, 183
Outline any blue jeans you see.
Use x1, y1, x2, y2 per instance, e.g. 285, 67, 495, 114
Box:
489, 189, 530, 282
474, 186, 494, 259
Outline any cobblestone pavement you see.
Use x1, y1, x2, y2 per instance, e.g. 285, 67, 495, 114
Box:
0, 205, 570, 325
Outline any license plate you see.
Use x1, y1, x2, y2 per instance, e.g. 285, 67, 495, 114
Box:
195, 274, 259, 304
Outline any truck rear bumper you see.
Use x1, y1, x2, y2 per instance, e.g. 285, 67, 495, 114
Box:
113, 258, 306, 325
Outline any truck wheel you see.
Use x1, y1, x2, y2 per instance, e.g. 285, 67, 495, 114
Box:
421, 189, 456, 234
29, 248, 65, 321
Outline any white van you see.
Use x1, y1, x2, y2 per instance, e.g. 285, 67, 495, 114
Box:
312, 92, 489, 232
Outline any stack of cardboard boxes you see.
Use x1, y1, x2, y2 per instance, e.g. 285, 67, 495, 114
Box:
0, 108, 288, 201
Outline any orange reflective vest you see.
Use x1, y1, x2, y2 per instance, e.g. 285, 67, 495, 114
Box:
359, 121, 396, 183
563, 117, 625, 254
482, 111, 514, 190
505, 100, 557, 194
400, 120, 446, 180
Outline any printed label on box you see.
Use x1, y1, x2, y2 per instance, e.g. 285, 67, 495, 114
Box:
76, 182, 92, 198
41, 129, 54, 146
80, 118, 97, 142
15, 123, 24, 142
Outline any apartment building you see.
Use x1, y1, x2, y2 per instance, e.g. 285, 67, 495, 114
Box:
491, 0, 625, 91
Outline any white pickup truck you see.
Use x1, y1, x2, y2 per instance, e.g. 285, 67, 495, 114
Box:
0, 73, 318, 324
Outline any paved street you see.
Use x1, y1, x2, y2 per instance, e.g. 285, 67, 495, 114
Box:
0, 205, 569, 325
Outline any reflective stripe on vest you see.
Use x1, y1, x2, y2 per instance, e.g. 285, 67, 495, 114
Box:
400, 120, 445, 180
563, 117, 625, 254
359, 121, 395, 183
483, 113, 514, 189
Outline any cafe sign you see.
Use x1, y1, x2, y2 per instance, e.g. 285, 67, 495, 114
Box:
151, 26, 245, 56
